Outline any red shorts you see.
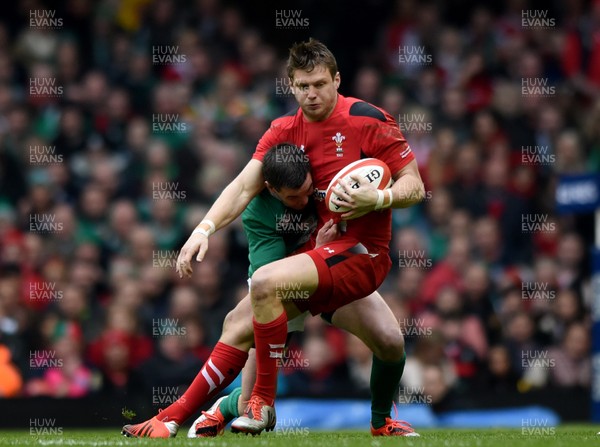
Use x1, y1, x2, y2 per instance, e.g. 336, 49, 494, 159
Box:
293, 238, 391, 316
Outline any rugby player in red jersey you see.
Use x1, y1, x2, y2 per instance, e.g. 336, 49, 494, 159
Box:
124, 38, 424, 438
189, 38, 424, 436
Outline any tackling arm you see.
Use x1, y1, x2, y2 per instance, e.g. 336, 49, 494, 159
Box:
176, 159, 264, 277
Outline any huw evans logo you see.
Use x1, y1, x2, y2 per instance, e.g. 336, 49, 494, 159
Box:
275, 213, 311, 234
521, 78, 555, 97
521, 214, 555, 233
276, 349, 309, 370
275, 77, 294, 96
521, 418, 555, 435
152, 182, 187, 201
399, 318, 432, 338
29, 351, 63, 369
275, 144, 309, 163
521, 282, 556, 300
152, 114, 187, 133
398, 46, 432, 65
30, 282, 63, 301
521, 350, 555, 369
29, 145, 63, 164
152, 318, 187, 337
398, 386, 433, 404
398, 250, 433, 269
274, 418, 309, 435
275, 10, 309, 29
275, 282, 310, 301
29, 10, 62, 29
29, 214, 63, 233
152, 386, 186, 406
521, 146, 555, 166
152, 250, 179, 268
29, 419, 63, 435
29, 78, 63, 96
152, 46, 187, 65
521, 10, 555, 29
398, 113, 432, 133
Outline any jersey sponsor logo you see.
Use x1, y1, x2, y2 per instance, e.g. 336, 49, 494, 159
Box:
323, 247, 335, 254
313, 189, 326, 201
332, 132, 345, 157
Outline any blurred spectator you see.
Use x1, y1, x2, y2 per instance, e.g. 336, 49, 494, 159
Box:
138, 333, 204, 390
476, 344, 519, 394
420, 285, 488, 360
547, 323, 591, 388
344, 333, 372, 393
286, 330, 348, 397
504, 312, 544, 388
422, 364, 456, 413
421, 236, 470, 306
25, 322, 97, 398
402, 330, 457, 391
87, 304, 152, 393
423, 188, 453, 261
463, 262, 500, 342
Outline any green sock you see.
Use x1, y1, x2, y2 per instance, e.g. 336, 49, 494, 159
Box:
370, 352, 406, 429
219, 387, 242, 421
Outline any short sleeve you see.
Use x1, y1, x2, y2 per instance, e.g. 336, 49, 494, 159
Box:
360, 112, 415, 176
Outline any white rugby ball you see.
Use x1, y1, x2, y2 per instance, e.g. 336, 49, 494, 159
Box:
325, 158, 393, 217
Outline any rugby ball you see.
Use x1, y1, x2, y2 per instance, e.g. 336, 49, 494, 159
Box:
325, 158, 392, 217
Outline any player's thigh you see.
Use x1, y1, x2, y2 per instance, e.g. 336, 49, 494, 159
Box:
250, 253, 319, 302
220, 294, 254, 348
331, 291, 404, 362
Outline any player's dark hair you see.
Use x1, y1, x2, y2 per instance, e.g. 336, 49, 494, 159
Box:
263, 143, 310, 191
287, 38, 338, 80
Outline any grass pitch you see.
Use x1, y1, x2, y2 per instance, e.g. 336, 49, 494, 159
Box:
0, 427, 599, 447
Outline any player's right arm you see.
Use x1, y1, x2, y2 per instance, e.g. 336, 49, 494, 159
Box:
176, 159, 264, 278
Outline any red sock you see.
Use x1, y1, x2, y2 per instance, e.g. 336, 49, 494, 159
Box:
252, 311, 287, 406
158, 342, 248, 424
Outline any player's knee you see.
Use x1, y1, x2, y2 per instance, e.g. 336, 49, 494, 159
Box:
222, 309, 236, 332
221, 310, 253, 345
373, 327, 405, 362
249, 266, 277, 305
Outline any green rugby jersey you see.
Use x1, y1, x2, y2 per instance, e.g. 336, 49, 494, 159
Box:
242, 189, 318, 277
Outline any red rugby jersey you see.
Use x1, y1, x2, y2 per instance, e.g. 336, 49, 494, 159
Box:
253, 94, 414, 254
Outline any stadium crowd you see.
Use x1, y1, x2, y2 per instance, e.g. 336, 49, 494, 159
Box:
0, 0, 596, 413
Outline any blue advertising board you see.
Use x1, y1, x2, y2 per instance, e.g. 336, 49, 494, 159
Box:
555, 174, 600, 421
555, 174, 600, 214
